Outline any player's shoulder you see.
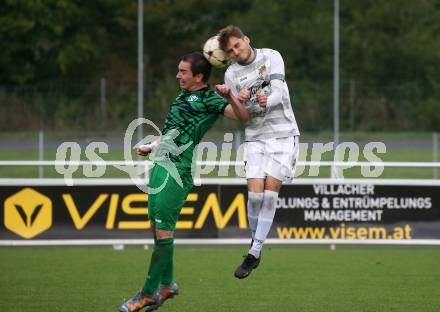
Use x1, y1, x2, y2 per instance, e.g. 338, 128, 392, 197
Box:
259, 48, 283, 59
224, 61, 240, 76
201, 86, 217, 97
203, 87, 225, 101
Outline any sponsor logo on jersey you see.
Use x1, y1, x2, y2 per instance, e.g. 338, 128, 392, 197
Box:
187, 95, 198, 102
258, 65, 266, 76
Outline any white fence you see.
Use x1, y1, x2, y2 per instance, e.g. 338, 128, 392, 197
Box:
1, 160, 440, 180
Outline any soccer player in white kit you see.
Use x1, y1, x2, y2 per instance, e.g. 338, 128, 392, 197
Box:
215, 25, 300, 279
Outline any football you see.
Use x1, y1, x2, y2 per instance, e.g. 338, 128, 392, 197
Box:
203, 35, 228, 68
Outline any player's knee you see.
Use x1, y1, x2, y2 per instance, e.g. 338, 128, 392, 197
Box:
155, 229, 173, 239
248, 192, 264, 216
264, 176, 282, 193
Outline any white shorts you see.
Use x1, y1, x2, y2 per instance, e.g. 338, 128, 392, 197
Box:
244, 136, 299, 182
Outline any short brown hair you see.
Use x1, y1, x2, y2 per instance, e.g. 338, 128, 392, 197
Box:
180, 52, 211, 82
218, 25, 245, 51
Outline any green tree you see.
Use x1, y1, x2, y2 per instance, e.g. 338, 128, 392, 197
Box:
0, 0, 135, 84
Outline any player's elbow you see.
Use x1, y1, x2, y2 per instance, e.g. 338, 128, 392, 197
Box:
239, 111, 250, 122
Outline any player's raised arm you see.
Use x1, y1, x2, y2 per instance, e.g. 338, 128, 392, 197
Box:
135, 139, 159, 156
258, 50, 285, 108
215, 84, 250, 122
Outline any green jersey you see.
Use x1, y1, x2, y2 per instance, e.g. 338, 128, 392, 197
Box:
155, 86, 228, 171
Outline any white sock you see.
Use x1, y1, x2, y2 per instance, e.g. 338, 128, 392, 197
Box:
247, 192, 264, 239
250, 190, 278, 258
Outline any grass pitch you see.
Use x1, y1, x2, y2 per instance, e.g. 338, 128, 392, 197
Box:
0, 245, 439, 311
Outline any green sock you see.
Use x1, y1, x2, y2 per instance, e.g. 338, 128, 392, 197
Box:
152, 237, 174, 285
161, 245, 174, 285
142, 238, 174, 295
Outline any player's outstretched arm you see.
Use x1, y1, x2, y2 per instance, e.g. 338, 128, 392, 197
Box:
215, 84, 250, 122
135, 139, 159, 156
223, 103, 249, 121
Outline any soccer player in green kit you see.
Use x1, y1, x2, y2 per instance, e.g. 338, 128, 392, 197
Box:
118, 52, 249, 312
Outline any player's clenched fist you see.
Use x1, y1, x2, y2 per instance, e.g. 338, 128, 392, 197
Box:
238, 89, 251, 102
215, 84, 231, 97
136, 144, 153, 156
256, 92, 267, 107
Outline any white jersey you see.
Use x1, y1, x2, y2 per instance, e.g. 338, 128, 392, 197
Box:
224, 48, 300, 141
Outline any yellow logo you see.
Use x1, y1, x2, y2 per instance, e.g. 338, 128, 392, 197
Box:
258, 65, 266, 76
4, 188, 52, 239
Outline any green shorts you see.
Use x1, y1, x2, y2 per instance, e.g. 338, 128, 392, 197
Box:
148, 163, 193, 231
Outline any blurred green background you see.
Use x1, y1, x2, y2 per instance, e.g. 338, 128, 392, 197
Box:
1, 0, 439, 132
0, 0, 439, 178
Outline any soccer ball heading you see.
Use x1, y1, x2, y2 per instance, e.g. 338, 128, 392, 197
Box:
203, 35, 228, 68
